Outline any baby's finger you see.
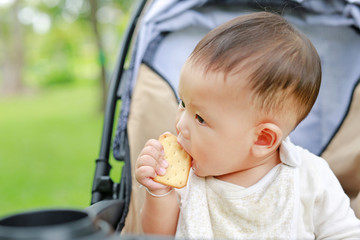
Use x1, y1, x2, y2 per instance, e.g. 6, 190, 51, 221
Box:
136, 153, 160, 169
143, 178, 170, 192
136, 165, 156, 181
140, 140, 167, 168
135, 165, 170, 191
140, 146, 162, 162
137, 154, 167, 177
144, 138, 163, 151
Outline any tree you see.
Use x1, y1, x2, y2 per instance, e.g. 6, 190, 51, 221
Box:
0, 0, 132, 105
89, 0, 107, 111
1, 0, 25, 94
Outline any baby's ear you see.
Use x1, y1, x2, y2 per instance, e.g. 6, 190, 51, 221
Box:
251, 123, 283, 158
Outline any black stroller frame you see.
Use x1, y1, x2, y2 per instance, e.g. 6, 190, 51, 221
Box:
89, 0, 148, 232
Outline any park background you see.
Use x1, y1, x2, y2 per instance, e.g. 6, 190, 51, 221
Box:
0, 0, 131, 218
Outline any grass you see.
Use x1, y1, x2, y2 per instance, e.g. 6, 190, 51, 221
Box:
0, 84, 122, 218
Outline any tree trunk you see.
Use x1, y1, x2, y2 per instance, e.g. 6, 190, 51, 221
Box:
89, 0, 107, 111
1, 0, 25, 94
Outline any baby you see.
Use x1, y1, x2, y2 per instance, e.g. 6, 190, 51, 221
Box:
135, 12, 360, 239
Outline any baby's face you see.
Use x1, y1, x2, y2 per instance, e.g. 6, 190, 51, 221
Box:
176, 60, 259, 180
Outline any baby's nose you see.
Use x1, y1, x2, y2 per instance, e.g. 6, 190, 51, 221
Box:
176, 113, 190, 140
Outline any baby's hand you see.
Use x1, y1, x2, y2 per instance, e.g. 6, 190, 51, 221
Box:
135, 139, 171, 194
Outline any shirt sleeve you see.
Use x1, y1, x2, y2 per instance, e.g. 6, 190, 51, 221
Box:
312, 158, 360, 239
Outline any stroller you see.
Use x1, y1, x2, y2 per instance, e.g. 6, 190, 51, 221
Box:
1, 0, 359, 238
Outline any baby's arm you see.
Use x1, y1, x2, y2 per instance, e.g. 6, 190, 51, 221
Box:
313, 161, 360, 238
135, 139, 180, 235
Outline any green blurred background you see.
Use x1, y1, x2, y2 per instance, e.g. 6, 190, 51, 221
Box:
0, 0, 132, 218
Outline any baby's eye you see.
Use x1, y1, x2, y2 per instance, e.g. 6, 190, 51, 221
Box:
195, 114, 206, 125
179, 99, 185, 109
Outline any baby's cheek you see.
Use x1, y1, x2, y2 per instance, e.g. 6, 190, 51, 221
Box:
175, 110, 182, 134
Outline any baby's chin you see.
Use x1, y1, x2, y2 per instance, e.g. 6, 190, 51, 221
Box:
191, 164, 199, 176
191, 165, 207, 178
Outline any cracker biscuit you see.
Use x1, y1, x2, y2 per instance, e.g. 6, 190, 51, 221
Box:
154, 133, 191, 188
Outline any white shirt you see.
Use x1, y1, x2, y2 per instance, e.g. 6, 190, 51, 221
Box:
175, 138, 360, 239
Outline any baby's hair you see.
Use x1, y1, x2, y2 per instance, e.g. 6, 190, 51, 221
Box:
189, 12, 321, 125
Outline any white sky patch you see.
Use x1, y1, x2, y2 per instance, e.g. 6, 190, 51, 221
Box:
96, 6, 123, 24
18, 6, 51, 34
43, 0, 60, 8
0, 0, 15, 8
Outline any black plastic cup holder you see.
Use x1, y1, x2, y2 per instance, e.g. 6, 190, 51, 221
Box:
0, 209, 113, 240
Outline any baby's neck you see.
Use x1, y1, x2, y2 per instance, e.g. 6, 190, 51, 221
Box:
215, 151, 281, 188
